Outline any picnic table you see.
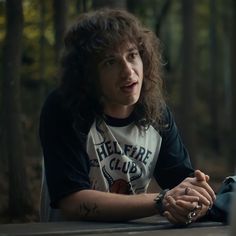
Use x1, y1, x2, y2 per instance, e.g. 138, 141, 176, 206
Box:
0, 215, 229, 236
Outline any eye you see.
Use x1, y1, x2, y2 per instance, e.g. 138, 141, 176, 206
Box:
102, 58, 116, 67
128, 50, 139, 60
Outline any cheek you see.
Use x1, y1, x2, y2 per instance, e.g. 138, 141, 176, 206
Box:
140, 61, 144, 77
135, 59, 143, 79
99, 76, 114, 96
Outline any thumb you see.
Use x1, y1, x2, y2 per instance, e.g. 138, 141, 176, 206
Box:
195, 169, 209, 182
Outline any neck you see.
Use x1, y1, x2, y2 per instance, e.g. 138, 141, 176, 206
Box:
104, 105, 134, 119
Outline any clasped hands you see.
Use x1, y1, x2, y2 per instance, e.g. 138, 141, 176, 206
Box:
162, 170, 216, 225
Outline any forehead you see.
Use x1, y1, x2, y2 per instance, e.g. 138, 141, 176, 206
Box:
100, 42, 138, 58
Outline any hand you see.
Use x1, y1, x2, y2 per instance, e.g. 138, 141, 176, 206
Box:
161, 170, 215, 225
165, 170, 215, 207
190, 170, 216, 206
163, 196, 209, 225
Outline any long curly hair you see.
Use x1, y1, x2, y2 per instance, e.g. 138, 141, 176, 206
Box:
59, 8, 166, 131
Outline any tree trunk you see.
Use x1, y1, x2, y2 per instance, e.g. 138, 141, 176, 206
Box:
76, 0, 88, 12
180, 0, 197, 164
155, 0, 172, 37
92, 0, 127, 9
53, 0, 67, 63
230, 0, 236, 171
209, 0, 221, 154
2, 0, 33, 219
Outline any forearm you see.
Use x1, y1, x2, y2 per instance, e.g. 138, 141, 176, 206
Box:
59, 189, 158, 221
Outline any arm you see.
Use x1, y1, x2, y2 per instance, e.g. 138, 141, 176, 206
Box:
59, 188, 200, 222
154, 106, 195, 189
59, 190, 158, 221
155, 109, 215, 198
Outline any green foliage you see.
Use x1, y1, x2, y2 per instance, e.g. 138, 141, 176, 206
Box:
0, 0, 235, 222
0, 0, 233, 162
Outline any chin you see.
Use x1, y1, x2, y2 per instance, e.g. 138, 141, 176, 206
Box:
123, 97, 139, 106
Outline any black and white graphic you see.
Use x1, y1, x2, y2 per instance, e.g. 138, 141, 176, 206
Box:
87, 120, 162, 194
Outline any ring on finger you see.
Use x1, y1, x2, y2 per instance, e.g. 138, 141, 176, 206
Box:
192, 203, 202, 212
195, 203, 202, 210
185, 187, 191, 195
186, 213, 193, 225
185, 218, 192, 225
188, 211, 197, 219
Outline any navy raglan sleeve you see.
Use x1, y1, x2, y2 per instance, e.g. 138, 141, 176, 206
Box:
154, 106, 195, 189
39, 90, 91, 208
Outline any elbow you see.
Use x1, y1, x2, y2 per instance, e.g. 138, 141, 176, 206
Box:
58, 189, 97, 221
59, 195, 80, 221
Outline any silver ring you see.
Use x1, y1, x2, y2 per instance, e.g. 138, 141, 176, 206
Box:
194, 203, 202, 210
185, 218, 192, 225
186, 210, 196, 225
185, 187, 191, 195
188, 211, 196, 219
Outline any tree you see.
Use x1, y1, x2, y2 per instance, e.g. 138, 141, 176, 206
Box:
230, 0, 236, 170
155, 0, 172, 37
179, 0, 197, 164
208, 0, 221, 154
92, 0, 127, 9
2, 0, 33, 220
38, 0, 46, 101
53, 0, 67, 63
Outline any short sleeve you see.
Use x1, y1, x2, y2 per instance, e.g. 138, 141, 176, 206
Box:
39, 89, 91, 208
154, 106, 194, 189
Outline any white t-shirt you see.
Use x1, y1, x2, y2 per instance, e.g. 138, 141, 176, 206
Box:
87, 120, 162, 194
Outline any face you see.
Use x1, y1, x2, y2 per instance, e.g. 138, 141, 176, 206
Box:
97, 43, 143, 118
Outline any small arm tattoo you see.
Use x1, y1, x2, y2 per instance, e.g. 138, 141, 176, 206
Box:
77, 202, 100, 218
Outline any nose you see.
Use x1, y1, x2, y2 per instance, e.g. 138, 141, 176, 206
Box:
120, 59, 133, 78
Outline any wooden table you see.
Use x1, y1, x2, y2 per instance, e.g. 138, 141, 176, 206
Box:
0, 216, 229, 236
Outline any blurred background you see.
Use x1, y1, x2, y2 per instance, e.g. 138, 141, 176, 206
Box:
0, 0, 235, 223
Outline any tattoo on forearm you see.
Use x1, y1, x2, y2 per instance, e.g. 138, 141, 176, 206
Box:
77, 202, 100, 218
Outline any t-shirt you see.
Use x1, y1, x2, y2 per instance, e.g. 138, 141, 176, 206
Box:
87, 117, 162, 194
39, 89, 194, 208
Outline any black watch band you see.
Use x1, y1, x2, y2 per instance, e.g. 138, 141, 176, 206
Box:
154, 189, 169, 215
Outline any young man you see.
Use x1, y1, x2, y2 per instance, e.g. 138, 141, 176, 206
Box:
39, 8, 215, 224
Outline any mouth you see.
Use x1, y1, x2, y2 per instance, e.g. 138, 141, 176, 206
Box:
120, 81, 138, 93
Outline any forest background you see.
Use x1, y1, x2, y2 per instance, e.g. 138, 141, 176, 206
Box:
0, 0, 235, 223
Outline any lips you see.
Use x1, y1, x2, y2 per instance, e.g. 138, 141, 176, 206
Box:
120, 81, 138, 93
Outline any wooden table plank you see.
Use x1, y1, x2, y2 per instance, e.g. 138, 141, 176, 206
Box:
94, 226, 229, 236
0, 216, 228, 236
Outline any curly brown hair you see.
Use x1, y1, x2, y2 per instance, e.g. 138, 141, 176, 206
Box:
59, 8, 166, 130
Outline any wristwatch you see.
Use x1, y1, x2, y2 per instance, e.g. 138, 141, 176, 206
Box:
154, 189, 169, 215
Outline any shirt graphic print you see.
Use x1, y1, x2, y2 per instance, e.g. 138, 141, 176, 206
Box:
86, 120, 162, 194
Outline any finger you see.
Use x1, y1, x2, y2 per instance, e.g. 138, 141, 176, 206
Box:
175, 194, 199, 203
176, 200, 206, 220
195, 170, 210, 182
163, 211, 179, 224
194, 184, 216, 204
165, 196, 190, 221
186, 187, 211, 206
176, 200, 199, 211
166, 196, 188, 216
192, 172, 216, 201
163, 210, 188, 225
164, 210, 190, 225
195, 170, 207, 181
188, 184, 213, 205
195, 203, 210, 219
205, 175, 210, 182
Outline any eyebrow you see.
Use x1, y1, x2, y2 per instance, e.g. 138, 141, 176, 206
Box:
103, 46, 138, 59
